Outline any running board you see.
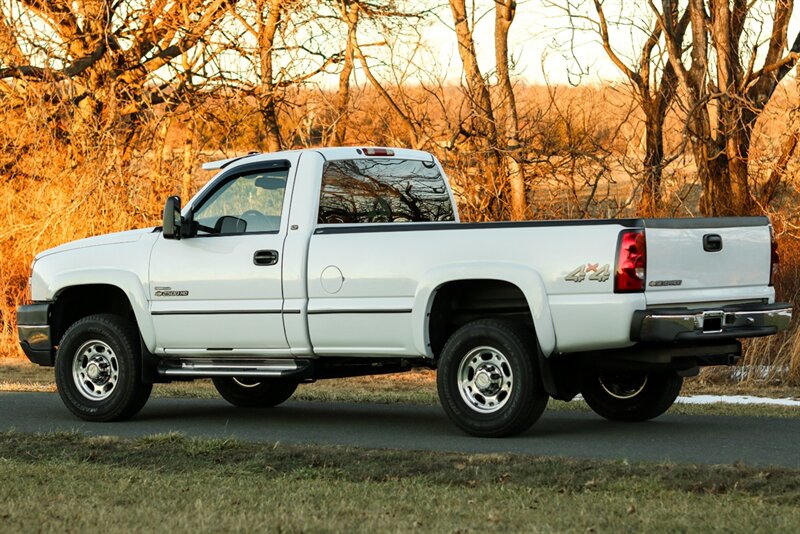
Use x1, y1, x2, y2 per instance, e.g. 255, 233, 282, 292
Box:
157, 358, 314, 379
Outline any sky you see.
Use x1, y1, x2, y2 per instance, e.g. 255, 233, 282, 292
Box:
417, 0, 800, 86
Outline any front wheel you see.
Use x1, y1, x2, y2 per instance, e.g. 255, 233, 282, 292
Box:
581, 371, 683, 422
437, 319, 548, 437
55, 314, 152, 422
212, 377, 298, 408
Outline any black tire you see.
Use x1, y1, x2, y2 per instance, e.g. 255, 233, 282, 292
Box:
436, 319, 548, 438
55, 314, 152, 422
581, 371, 683, 422
212, 377, 298, 408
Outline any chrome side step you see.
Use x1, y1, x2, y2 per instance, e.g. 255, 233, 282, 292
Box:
158, 358, 313, 379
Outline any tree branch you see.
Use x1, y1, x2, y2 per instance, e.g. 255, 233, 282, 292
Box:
593, 0, 640, 87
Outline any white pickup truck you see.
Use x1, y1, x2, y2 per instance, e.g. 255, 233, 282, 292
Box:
18, 147, 792, 436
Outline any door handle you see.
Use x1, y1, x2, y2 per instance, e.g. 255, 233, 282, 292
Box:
703, 234, 723, 252
253, 249, 279, 266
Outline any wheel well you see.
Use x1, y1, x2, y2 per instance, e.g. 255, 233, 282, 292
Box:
428, 279, 534, 358
51, 284, 136, 345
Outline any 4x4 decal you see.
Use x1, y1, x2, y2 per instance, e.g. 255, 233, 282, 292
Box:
565, 263, 610, 283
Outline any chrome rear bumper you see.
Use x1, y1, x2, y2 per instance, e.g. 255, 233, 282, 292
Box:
633, 302, 792, 342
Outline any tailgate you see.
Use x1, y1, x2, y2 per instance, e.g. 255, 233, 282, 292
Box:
644, 217, 771, 295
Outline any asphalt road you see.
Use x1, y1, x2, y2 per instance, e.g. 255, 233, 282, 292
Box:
1, 392, 798, 468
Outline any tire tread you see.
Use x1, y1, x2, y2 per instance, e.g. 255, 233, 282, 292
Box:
55, 313, 151, 422
582, 372, 682, 422
437, 318, 547, 437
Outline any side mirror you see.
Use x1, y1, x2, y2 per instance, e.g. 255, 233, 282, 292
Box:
162, 196, 182, 240
213, 215, 247, 235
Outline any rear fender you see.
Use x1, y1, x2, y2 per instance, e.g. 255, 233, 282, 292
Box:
412, 262, 556, 358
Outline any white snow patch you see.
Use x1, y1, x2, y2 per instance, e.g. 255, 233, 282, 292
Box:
675, 395, 800, 407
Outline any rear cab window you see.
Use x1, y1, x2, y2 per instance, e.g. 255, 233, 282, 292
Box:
318, 158, 455, 224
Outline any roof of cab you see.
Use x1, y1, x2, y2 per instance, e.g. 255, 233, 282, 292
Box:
201, 147, 434, 171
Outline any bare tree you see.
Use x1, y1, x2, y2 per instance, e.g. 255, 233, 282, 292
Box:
333, 1, 360, 144
448, 0, 534, 220
651, 0, 800, 215
223, 0, 347, 151
224, 0, 287, 152
0, 0, 233, 152
348, 2, 426, 147
553, 0, 688, 215
590, 1, 688, 216
449, 0, 500, 150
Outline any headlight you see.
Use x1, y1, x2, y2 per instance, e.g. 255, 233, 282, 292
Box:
28, 258, 37, 302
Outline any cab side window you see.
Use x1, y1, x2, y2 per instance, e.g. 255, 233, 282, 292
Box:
318, 159, 455, 224
193, 168, 288, 235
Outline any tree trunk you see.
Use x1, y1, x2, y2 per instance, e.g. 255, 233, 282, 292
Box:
725, 117, 754, 214
449, 0, 504, 217
258, 0, 283, 152
694, 135, 733, 216
710, 0, 753, 214
494, 0, 528, 220
640, 105, 664, 216
334, 2, 358, 145
449, 0, 498, 147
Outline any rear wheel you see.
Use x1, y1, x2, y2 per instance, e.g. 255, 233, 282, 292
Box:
581, 371, 683, 422
212, 377, 298, 408
437, 319, 548, 437
55, 314, 152, 422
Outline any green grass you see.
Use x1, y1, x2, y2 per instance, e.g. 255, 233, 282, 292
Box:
1, 431, 799, 533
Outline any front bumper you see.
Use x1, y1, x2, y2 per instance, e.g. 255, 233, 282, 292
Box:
17, 303, 54, 366
632, 302, 792, 343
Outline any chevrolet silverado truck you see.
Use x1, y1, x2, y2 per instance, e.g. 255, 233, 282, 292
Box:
17, 147, 792, 437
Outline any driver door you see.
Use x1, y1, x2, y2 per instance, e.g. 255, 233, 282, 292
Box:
148, 158, 295, 355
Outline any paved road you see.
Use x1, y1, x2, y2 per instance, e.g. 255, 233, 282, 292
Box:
1, 392, 798, 467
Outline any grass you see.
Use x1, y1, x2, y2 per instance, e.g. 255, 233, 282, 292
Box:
1, 431, 799, 533
3, 357, 800, 418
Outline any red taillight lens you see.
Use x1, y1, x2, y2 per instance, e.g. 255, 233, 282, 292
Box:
770, 226, 779, 286
615, 229, 646, 293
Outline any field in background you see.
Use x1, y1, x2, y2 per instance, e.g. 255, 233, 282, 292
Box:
1, 82, 799, 386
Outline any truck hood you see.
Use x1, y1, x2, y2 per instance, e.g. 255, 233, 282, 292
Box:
35, 228, 157, 259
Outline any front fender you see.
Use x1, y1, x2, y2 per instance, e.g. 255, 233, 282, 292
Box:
412, 262, 557, 358
49, 269, 155, 350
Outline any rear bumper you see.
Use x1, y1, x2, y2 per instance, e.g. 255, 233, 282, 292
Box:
17, 303, 54, 366
632, 302, 792, 343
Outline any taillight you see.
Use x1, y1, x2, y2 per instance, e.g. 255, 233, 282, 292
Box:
615, 229, 646, 293
769, 226, 779, 286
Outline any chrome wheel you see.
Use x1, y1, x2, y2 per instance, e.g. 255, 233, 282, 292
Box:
598, 373, 648, 400
457, 346, 513, 414
72, 339, 120, 401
